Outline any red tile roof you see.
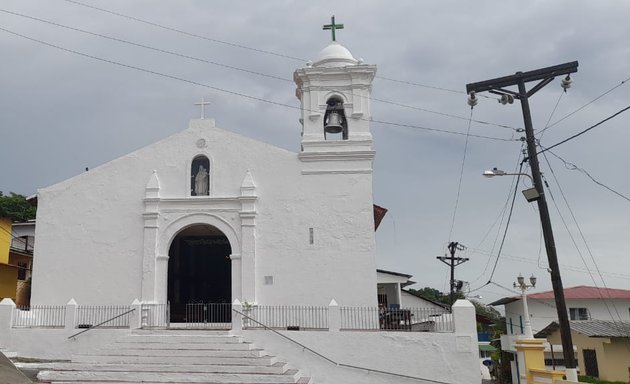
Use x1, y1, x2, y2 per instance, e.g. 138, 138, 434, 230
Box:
528, 285, 630, 300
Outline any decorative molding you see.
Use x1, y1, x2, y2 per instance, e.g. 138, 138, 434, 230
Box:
298, 150, 375, 162
301, 169, 373, 175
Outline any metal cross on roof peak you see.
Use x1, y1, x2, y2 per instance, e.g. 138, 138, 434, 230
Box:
194, 96, 211, 119
323, 15, 344, 42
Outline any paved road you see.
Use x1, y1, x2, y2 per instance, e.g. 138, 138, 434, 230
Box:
0, 352, 32, 384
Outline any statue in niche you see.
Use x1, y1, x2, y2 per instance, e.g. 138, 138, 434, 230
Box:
194, 165, 209, 196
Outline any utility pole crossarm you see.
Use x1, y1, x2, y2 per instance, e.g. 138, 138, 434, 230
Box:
466, 61, 578, 94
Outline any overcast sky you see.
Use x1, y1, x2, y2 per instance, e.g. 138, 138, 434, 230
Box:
1, 0, 629, 309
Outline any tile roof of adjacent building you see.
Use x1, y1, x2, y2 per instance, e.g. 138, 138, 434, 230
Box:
489, 285, 630, 306
535, 320, 630, 338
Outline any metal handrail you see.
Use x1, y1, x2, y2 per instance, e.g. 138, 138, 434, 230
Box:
68, 308, 136, 339
232, 308, 451, 384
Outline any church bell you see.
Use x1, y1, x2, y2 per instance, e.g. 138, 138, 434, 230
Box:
324, 111, 344, 134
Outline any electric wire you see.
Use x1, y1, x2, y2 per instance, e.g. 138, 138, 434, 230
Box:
542, 148, 630, 203
538, 91, 564, 141
63, 0, 304, 61
468, 247, 630, 281
467, 162, 524, 294
538, 105, 630, 155
62, 0, 502, 101
0, 26, 517, 142
446, 109, 473, 242
541, 75, 630, 134
468, 146, 525, 287
541, 151, 630, 335
0, 8, 518, 132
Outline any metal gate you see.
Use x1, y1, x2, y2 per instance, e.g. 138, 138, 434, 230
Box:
181, 303, 232, 329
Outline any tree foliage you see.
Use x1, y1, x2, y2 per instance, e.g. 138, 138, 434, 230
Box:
407, 286, 465, 305
0, 192, 36, 222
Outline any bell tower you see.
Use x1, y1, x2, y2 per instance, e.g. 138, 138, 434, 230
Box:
294, 18, 377, 174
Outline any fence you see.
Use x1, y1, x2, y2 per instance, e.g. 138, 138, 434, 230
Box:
340, 307, 454, 332
75, 305, 132, 328
12, 305, 66, 328
245, 306, 328, 330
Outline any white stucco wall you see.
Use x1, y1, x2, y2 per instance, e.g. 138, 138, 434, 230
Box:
241, 330, 479, 384
503, 298, 630, 337
31, 118, 377, 307
401, 291, 447, 311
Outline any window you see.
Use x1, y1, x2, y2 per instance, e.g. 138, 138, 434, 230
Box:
569, 307, 589, 320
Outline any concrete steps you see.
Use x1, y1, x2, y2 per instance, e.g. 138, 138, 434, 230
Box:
36, 330, 311, 384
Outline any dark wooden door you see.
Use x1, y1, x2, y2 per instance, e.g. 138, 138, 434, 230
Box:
583, 349, 599, 378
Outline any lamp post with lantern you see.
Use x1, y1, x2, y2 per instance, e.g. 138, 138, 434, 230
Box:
514, 274, 536, 339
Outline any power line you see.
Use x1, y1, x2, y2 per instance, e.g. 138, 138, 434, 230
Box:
61, 0, 502, 101
0, 26, 517, 142
63, 0, 304, 61
0, 8, 519, 132
542, 148, 630, 203
447, 109, 474, 242
473, 162, 524, 291
469, 147, 525, 287
538, 105, 630, 154
541, 154, 630, 337
542, 75, 630, 133
538, 90, 564, 141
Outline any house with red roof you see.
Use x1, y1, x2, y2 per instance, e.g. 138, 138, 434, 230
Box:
489, 285, 630, 381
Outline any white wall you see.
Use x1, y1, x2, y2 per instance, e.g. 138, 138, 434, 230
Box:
401, 291, 446, 311
31, 118, 377, 307
504, 298, 630, 338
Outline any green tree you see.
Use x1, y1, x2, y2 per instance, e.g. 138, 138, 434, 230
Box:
0, 192, 36, 222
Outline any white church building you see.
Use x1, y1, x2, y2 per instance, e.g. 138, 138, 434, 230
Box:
31, 42, 378, 312
0, 34, 479, 384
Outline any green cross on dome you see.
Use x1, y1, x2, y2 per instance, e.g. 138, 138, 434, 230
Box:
323, 15, 344, 42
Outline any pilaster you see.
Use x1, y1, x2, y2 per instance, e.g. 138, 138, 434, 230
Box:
239, 171, 257, 302
142, 171, 160, 302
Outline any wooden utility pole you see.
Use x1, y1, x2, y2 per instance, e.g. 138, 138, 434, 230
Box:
437, 241, 468, 306
466, 61, 579, 381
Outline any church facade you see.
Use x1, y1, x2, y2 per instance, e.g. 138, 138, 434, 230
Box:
31, 42, 379, 312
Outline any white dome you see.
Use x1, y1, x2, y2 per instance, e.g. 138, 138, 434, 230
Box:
312, 42, 358, 68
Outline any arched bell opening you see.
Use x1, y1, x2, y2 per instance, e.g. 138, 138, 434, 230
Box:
323, 97, 348, 140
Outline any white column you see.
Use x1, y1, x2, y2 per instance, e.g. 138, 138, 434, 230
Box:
231, 253, 243, 301
154, 254, 169, 304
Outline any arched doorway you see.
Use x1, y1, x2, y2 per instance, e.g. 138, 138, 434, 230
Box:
167, 224, 232, 323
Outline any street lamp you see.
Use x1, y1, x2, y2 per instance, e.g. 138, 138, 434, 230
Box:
483, 167, 540, 202
514, 274, 536, 339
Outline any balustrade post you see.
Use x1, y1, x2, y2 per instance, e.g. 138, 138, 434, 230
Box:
130, 299, 142, 329
65, 298, 78, 331
0, 298, 15, 329
328, 299, 340, 332
232, 299, 242, 333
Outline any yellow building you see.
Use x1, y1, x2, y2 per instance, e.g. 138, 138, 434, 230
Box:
539, 320, 630, 383
0, 217, 19, 300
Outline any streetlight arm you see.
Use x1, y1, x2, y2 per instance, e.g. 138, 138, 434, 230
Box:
483, 169, 534, 184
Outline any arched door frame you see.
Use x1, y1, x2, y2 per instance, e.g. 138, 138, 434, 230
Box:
156, 213, 241, 305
